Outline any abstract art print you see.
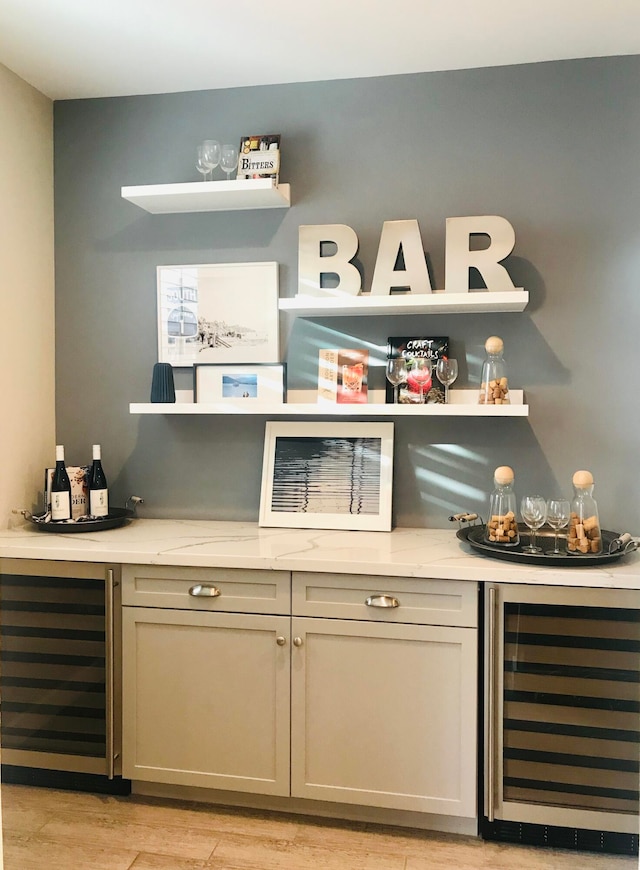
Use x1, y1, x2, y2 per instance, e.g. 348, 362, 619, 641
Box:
259, 422, 394, 531
157, 262, 279, 366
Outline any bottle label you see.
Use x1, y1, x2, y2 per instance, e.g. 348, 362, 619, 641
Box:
51, 491, 71, 521
90, 489, 109, 517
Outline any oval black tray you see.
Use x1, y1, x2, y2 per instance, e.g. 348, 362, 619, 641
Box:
26, 508, 134, 533
456, 524, 634, 566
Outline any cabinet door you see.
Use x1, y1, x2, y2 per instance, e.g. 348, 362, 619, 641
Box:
122, 608, 290, 795
291, 617, 477, 817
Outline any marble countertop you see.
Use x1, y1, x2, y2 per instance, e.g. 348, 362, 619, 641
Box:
0, 518, 639, 590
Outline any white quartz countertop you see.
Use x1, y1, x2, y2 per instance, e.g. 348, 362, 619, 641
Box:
1, 519, 639, 590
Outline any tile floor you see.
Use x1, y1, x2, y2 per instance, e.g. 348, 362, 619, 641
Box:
1, 784, 637, 870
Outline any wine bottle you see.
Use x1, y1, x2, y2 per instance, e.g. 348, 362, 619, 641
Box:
51, 445, 72, 521
89, 444, 109, 517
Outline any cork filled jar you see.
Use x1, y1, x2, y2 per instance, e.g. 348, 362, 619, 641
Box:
478, 336, 510, 405
568, 470, 602, 555
485, 465, 520, 547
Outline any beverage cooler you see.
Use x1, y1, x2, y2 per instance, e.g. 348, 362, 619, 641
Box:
483, 583, 639, 855
0, 558, 129, 794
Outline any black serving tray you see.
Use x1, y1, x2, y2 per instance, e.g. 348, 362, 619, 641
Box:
26, 507, 134, 533
456, 524, 635, 566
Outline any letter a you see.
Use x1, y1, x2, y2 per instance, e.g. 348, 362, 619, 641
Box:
370, 220, 433, 296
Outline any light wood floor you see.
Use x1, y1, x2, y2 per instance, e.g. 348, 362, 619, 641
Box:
0, 784, 636, 870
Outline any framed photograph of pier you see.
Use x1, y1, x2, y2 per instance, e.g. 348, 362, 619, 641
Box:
194, 363, 285, 404
157, 261, 279, 366
259, 422, 394, 532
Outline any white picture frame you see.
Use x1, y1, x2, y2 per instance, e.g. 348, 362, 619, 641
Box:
194, 363, 285, 404
157, 261, 279, 366
259, 422, 394, 532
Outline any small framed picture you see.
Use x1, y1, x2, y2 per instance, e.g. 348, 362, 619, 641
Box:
194, 363, 285, 404
259, 422, 394, 532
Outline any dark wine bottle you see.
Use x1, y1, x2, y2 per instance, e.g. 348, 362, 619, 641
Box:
89, 444, 109, 517
51, 445, 72, 521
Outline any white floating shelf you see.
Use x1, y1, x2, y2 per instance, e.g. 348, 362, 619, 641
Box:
130, 391, 528, 417
279, 290, 528, 316
121, 179, 291, 214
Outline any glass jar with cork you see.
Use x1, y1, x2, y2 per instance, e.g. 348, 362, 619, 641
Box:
567, 470, 602, 555
485, 465, 520, 547
479, 336, 510, 405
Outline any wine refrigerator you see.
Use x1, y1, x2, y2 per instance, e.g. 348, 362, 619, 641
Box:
483, 583, 639, 855
0, 558, 129, 794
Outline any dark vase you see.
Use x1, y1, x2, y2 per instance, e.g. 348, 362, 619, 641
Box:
150, 363, 176, 403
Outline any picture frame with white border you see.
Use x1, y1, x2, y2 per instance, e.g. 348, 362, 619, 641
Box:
194, 363, 285, 404
259, 421, 394, 532
157, 261, 279, 367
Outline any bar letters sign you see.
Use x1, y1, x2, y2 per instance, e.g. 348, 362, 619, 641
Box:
298, 216, 522, 297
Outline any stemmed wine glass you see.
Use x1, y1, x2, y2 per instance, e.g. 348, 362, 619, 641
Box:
410, 358, 432, 403
386, 358, 408, 404
196, 144, 211, 181
435, 358, 458, 404
220, 144, 239, 181
546, 498, 570, 555
520, 496, 547, 554
200, 139, 221, 180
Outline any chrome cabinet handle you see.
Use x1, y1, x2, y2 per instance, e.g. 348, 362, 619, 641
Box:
365, 594, 400, 608
276, 636, 286, 646
293, 637, 303, 647
189, 584, 221, 598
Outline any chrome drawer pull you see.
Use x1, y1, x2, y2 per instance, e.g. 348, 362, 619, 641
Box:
188, 584, 221, 598
365, 594, 400, 608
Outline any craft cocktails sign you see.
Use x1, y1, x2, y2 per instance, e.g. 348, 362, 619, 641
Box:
298, 216, 522, 296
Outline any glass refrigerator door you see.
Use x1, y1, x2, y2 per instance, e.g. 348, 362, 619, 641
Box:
0, 560, 119, 777
486, 584, 639, 836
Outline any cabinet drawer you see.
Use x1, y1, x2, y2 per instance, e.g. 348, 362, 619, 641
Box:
122, 565, 290, 614
292, 572, 476, 627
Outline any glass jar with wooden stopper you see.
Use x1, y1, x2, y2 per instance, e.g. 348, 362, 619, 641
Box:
479, 336, 510, 405
485, 465, 520, 547
567, 470, 602, 555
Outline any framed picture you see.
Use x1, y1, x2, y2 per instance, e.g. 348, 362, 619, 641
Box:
157, 262, 279, 366
259, 422, 394, 532
194, 363, 285, 404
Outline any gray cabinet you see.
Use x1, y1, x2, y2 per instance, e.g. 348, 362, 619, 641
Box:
290, 572, 478, 817
121, 565, 291, 796
121, 564, 478, 818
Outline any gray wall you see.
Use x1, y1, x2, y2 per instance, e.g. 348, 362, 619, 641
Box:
53, 56, 640, 531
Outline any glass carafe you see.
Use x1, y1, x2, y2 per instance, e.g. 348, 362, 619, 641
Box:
485, 465, 520, 547
479, 336, 510, 405
567, 470, 602, 555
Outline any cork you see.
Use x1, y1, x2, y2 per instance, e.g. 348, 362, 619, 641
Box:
573, 470, 594, 487
494, 466, 514, 485
485, 336, 504, 355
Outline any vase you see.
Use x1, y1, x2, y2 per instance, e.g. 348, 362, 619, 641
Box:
150, 363, 176, 403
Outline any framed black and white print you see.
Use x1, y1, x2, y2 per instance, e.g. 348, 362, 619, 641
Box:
259, 422, 394, 531
157, 262, 279, 366
194, 363, 285, 404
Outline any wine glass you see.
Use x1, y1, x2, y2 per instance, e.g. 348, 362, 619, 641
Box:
196, 144, 211, 181
435, 358, 458, 404
201, 139, 220, 180
385, 358, 408, 404
520, 496, 547, 554
220, 144, 239, 181
546, 498, 570, 555
409, 358, 433, 403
